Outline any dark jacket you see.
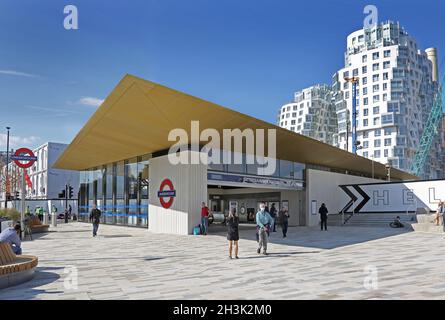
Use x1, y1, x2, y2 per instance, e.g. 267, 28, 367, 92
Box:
279, 210, 289, 224
319, 206, 328, 220
90, 209, 101, 225
227, 216, 239, 241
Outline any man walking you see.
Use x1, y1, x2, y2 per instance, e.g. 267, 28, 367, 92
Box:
89, 204, 101, 237
201, 202, 210, 235
279, 208, 290, 238
256, 202, 273, 255
319, 203, 328, 231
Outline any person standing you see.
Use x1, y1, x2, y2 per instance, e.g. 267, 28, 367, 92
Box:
227, 208, 240, 259
64, 209, 69, 224
279, 208, 290, 238
269, 203, 277, 232
434, 201, 443, 226
256, 202, 273, 255
0, 223, 22, 255
89, 204, 101, 237
68, 204, 72, 218
319, 203, 328, 231
201, 202, 210, 235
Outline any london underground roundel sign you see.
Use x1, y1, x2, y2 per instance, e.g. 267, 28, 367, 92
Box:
11, 148, 37, 169
157, 179, 176, 209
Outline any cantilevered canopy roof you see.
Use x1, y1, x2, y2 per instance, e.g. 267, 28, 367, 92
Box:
54, 74, 417, 181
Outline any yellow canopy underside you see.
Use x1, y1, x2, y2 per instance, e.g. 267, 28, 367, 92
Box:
53, 74, 417, 181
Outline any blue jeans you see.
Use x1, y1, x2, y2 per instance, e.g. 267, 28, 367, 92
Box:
12, 245, 22, 255
93, 223, 99, 236
201, 217, 208, 235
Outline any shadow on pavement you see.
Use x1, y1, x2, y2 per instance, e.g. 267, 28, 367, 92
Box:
0, 268, 63, 300
208, 224, 413, 250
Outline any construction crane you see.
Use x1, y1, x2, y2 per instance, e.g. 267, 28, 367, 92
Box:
344, 77, 360, 154
411, 74, 445, 177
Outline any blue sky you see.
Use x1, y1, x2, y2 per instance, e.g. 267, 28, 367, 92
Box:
0, 0, 443, 150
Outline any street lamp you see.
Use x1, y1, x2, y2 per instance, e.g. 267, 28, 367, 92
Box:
4, 127, 10, 208
370, 155, 375, 180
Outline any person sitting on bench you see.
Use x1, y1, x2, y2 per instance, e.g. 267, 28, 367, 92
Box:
0, 223, 22, 255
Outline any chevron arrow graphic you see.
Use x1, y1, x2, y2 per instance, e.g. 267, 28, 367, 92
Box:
340, 185, 371, 213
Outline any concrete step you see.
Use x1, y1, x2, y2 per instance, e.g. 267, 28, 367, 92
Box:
411, 223, 444, 234
327, 213, 416, 228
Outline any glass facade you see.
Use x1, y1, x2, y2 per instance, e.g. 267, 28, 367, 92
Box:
78, 149, 305, 228
79, 154, 151, 228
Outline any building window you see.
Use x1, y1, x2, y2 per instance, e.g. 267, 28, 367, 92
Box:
362, 77, 368, 85
384, 138, 392, 146
362, 55, 368, 63
373, 52, 379, 60
363, 141, 369, 149
374, 150, 381, 158
383, 83, 388, 90
384, 149, 389, 157
363, 108, 369, 116
375, 129, 381, 137
363, 119, 368, 127
373, 84, 379, 92
363, 131, 369, 138
363, 87, 368, 95
363, 97, 368, 105
384, 128, 392, 136
362, 66, 367, 74
373, 74, 379, 82
383, 72, 389, 80
384, 50, 391, 58
373, 63, 379, 71
373, 106, 380, 114
383, 61, 391, 69
374, 140, 381, 147
363, 152, 369, 158
373, 95, 380, 103
353, 69, 359, 76
373, 117, 380, 125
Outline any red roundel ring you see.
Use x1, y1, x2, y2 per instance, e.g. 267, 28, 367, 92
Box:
13, 148, 36, 169
158, 179, 175, 209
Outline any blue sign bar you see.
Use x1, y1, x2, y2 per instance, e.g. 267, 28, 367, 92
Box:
157, 190, 176, 197
11, 155, 38, 161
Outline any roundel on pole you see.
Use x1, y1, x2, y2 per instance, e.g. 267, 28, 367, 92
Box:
12, 148, 37, 169
157, 179, 176, 209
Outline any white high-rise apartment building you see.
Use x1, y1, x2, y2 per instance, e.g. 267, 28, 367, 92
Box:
333, 21, 443, 178
278, 84, 338, 145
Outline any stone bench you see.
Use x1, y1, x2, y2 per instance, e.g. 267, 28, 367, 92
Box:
0, 242, 38, 288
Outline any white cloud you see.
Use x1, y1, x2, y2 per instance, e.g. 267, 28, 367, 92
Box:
0, 70, 40, 78
0, 134, 41, 150
78, 97, 104, 107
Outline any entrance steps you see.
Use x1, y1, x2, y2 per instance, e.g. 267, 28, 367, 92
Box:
328, 213, 444, 234
327, 213, 415, 228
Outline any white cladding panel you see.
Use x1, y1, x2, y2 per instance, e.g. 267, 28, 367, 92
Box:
306, 169, 380, 226
149, 151, 207, 235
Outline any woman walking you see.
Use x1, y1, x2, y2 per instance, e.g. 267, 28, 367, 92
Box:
227, 208, 240, 259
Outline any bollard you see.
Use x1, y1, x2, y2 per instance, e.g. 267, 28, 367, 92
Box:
51, 211, 57, 227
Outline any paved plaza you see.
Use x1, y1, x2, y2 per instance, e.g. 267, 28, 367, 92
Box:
1, 222, 445, 300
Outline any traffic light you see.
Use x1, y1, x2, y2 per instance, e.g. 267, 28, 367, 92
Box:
58, 189, 66, 199
68, 186, 74, 199
15, 191, 20, 200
